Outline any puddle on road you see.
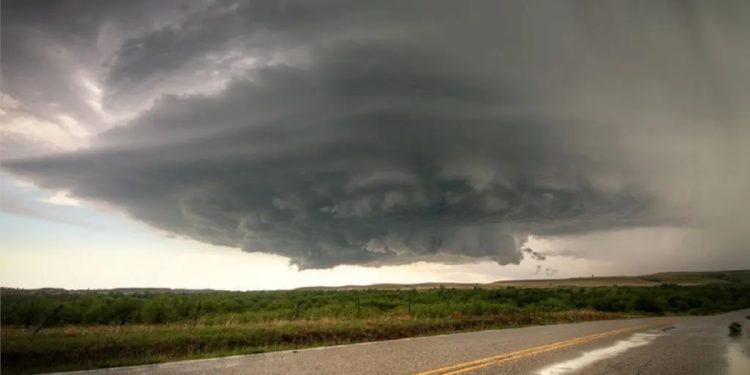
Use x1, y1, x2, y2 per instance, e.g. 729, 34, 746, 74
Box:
726, 339, 750, 375
536, 331, 660, 375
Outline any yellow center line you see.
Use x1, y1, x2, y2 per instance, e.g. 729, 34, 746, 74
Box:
415, 321, 672, 375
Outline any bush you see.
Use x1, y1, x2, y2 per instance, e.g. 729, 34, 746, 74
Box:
632, 294, 667, 314
2, 283, 748, 327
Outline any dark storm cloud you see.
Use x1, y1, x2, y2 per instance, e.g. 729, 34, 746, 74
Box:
0, 0, 194, 157
522, 248, 546, 262
101, 0, 414, 114
1, 0, 169, 110
2, 41, 662, 268
4, 1, 750, 268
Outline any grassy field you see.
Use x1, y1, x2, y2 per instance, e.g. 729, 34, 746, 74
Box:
2, 271, 749, 374
2, 310, 625, 374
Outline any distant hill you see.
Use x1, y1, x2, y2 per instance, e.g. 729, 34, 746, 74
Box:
297, 270, 750, 290
642, 270, 750, 283
2, 270, 748, 294
0, 287, 220, 295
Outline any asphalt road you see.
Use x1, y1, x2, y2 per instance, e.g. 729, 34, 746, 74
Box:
56, 309, 750, 375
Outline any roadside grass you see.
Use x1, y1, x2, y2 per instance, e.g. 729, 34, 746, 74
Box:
2, 310, 626, 374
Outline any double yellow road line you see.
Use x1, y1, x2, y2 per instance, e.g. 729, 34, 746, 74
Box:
415, 322, 671, 375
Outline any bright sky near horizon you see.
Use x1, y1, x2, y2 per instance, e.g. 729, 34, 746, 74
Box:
1, 1, 749, 290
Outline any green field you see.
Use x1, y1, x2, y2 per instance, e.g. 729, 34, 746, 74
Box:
2, 271, 749, 374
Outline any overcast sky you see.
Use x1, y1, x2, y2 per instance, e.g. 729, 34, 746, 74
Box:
1, 0, 749, 290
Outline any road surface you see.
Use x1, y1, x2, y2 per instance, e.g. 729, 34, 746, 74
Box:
54, 309, 750, 375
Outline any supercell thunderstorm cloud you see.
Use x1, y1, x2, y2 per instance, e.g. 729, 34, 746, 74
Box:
2, 1, 749, 269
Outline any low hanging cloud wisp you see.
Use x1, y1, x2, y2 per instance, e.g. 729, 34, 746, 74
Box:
3, 1, 749, 269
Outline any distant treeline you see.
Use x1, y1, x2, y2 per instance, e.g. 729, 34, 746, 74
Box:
2, 284, 749, 327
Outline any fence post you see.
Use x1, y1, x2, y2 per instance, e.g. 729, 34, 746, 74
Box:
33, 304, 63, 336
408, 289, 415, 317
192, 301, 202, 328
